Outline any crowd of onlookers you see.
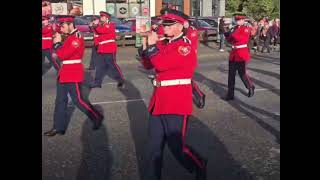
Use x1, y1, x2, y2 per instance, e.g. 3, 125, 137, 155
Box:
251, 17, 280, 53
218, 16, 280, 54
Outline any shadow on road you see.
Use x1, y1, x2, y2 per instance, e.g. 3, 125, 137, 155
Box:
250, 77, 280, 96
193, 72, 280, 143
251, 55, 280, 65
76, 106, 113, 180
118, 80, 258, 179
42, 62, 53, 76
75, 71, 113, 180
248, 67, 280, 80
176, 115, 258, 180
217, 66, 280, 96
254, 53, 280, 60
118, 80, 149, 180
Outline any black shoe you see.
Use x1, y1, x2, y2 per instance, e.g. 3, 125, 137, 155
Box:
224, 95, 234, 101
248, 85, 255, 97
89, 82, 102, 88
92, 114, 104, 130
117, 81, 125, 89
195, 159, 207, 180
44, 129, 65, 137
197, 94, 206, 109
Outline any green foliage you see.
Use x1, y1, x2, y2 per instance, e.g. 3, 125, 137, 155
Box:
226, 0, 280, 20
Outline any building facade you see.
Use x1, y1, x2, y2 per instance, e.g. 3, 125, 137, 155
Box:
45, 0, 225, 18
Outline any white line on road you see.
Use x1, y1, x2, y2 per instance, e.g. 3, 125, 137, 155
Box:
92, 99, 145, 105
255, 88, 268, 92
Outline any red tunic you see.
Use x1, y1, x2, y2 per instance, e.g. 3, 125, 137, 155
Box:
56, 29, 85, 83
226, 25, 251, 62
42, 24, 53, 49
94, 22, 117, 53
142, 35, 197, 115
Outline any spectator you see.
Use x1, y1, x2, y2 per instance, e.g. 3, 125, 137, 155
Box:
260, 24, 272, 53
271, 18, 280, 50
250, 21, 259, 54
218, 16, 226, 52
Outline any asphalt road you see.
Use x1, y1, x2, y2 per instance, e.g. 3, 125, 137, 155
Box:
42, 43, 280, 180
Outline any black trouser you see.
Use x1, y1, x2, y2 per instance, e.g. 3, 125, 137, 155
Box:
94, 53, 125, 85
192, 80, 205, 102
146, 114, 206, 180
227, 61, 254, 97
53, 81, 102, 132
88, 46, 98, 70
261, 37, 271, 53
42, 49, 60, 72
273, 36, 280, 46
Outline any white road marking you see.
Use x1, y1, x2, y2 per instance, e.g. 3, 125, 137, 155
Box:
254, 88, 280, 92
254, 88, 268, 92
92, 99, 145, 105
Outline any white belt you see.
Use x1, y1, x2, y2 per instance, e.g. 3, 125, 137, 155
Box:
99, 40, 115, 45
153, 79, 191, 87
62, 59, 81, 64
232, 44, 247, 49
94, 35, 99, 37
42, 37, 52, 40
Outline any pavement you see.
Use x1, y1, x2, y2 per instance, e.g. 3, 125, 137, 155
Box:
42, 42, 280, 180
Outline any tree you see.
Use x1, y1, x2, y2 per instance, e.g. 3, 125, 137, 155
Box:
226, 0, 242, 13
225, 0, 280, 20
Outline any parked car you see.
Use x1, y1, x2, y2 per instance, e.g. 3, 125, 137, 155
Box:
81, 15, 132, 33
191, 16, 219, 28
122, 18, 136, 32
188, 19, 218, 40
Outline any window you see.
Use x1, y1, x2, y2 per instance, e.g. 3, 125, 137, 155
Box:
110, 17, 123, 25
74, 18, 88, 25
198, 20, 212, 28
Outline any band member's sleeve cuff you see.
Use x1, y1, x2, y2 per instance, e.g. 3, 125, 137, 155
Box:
53, 42, 62, 50
145, 44, 159, 58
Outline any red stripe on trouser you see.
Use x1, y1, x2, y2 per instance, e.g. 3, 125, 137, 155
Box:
112, 53, 125, 80
75, 83, 99, 119
49, 48, 60, 70
244, 63, 253, 87
192, 80, 203, 97
181, 115, 204, 169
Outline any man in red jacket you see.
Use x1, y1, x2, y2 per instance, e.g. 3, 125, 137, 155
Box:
44, 16, 104, 137
42, 16, 60, 73
142, 8, 206, 109
224, 15, 255, 100
89, 11, 125, 89
140, 9, 207, 180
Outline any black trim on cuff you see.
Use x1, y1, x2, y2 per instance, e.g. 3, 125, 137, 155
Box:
145, 44, 159, 58
53, 42, 62, 50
